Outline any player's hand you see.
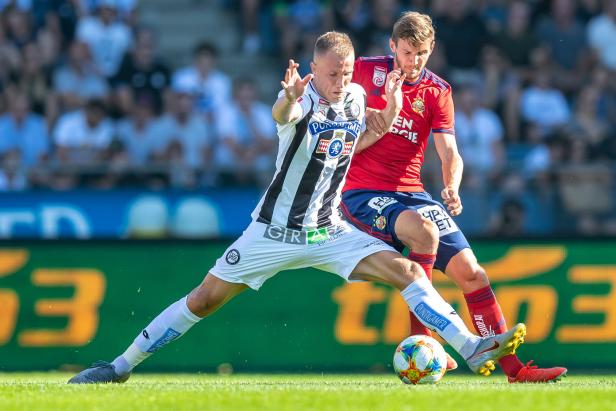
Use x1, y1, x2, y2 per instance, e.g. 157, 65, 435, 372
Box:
441, 187, 463, 216
384, 69, 406, 110
281, 59, 313, 103
366, 109, 388, 135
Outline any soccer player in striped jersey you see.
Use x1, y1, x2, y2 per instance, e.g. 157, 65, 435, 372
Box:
68, 31, 526, 384
340, 11, 566, 383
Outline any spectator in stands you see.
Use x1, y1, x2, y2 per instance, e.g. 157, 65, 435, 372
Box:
0, 150, 27, 191
535, 0, 591, 93
53, 98, 114, 165
4, 5, 34, 49
433, 0, 488, 84
0, 91, 49, 169
587, 0, 616, 71
115, 100, 163, 167
150, 84, 213, 187
112, 28, 170, 116
274, 0, 334, 60
0, 20, 21, 87
8, 42, 58, 123
567, 86, 610, 147
81, 0, 138, 26
359, 0, 401, 55
520, 69, 570, 137
54, 40, 109, 111
454, 83, 505, 186
171, 42, 231, 126
76, 0, 132, 77
215, 77, 276, 187
492, 1, 539, 74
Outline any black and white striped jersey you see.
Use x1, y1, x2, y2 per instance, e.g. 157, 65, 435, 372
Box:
252, 81, 366, 230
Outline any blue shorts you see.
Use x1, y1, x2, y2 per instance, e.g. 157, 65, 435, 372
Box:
340, 190, 470, 271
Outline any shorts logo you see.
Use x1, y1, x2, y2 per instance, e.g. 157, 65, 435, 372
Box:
374, 215, 387, 230
417, 205, 458, 237
414, 302, 451, 332
263, 224, 345, 245
372, 66, 387, 87
368, 196, 398, 213
225, 249, 241, 265
411, 97, 425, 114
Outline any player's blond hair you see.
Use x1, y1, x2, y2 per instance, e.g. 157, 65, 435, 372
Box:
392, 11, 435, 46
314, 31, 354, 58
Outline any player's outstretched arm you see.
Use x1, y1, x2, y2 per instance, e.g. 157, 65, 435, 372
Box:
356, 70, 405, 153
434, 132, 464, 216
272, 59, 313, 124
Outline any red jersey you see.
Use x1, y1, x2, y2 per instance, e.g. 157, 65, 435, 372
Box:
344, 56, 455, 192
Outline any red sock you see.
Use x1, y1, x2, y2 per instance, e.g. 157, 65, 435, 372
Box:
464, 285, 524, 377
407, 252, 436, 336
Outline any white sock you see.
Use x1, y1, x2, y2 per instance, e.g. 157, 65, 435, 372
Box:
112, 296, 201, 374
401, 277, 481, 359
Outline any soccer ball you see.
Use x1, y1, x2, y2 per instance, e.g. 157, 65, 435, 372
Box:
393, 335, 447, 385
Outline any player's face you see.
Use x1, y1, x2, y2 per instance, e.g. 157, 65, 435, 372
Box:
390, 38, 434, 81
310, 50, 355, 103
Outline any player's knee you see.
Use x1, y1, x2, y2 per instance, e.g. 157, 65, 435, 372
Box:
392, 259, 425, 290
397, 214, 438, 250
187, 287, 224, 317
463, 265, 490, 288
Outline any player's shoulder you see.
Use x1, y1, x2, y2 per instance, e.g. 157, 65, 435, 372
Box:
421, 69, 452, 93
346, 82, 366, 98
355, 55, 393, 71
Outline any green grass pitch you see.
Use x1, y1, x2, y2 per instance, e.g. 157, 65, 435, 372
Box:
0, 373, 614, 411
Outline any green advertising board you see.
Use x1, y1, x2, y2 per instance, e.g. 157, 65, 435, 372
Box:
0, 241, 615, 371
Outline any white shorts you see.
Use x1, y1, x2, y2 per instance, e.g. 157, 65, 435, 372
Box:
210, 220, 395, 290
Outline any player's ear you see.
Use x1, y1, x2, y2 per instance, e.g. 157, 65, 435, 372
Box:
310, 61, 316, 74
389, 38, 396, 53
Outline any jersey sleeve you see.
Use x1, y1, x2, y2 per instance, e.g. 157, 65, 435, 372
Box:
276, 88, 313, 125
431, 87, 455, 135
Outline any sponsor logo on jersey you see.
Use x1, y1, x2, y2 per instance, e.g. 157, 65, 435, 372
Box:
372, 66, 387, 87
411, 97, 425, 114
317, 98, 329, 117
374, 215, 387, 230
225, 249, 241, 265
368, 196, 398, 213
309, 119, 361, 138
414, 302, 451, 332
416, 205, 459, 236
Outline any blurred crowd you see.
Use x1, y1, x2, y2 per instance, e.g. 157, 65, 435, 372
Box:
0, 0, 615, 235
0, 0, 277, 192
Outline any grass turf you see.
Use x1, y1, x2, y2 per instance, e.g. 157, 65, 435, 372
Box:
0, 373, 614, 411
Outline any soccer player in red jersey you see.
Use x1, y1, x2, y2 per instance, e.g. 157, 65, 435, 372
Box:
341, 11, 566, 383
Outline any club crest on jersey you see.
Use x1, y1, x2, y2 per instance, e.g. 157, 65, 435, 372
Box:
411, 97, 425, 114
316, 130, 353, 159
372, 66, 387, 87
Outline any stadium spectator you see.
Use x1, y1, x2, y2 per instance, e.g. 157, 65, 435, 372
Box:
171, 42, 231, 125
111, 28, 170, 116
357, 0, 401, 55
215, 77, 276, 187
433, 0, 488, 83
454, 84, 505, 186
115, 101, 162, 167
0, 92, 49, 169
53, 98, 114, 165
150, 85, 213, 187
520, 69, 570, 137
491, 1, 539, 72
4, 5, 34, 49
586, 0, 616, 70
0, 150, 28, 191
76, 0, 132, 77
53, 40, 109, 111
535, 0, 591, 93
